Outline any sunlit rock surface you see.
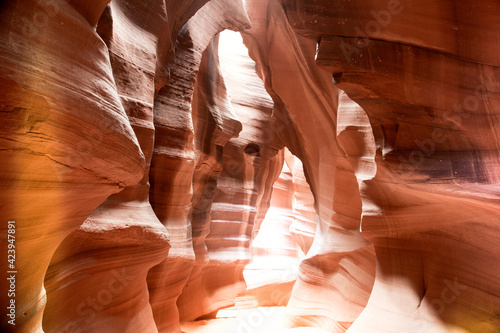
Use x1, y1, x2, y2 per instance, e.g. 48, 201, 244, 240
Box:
177, 29, 285, 322
286, 150, 317, 255
243, 149, 308, 309
280, 0, 500, 332
176, 34, 244, 323
208, 30, 284, 266
1, 0, 499, 333
43, 1, 176, 331
241, 0, 376, 330
146, 1, 251, 332
0, 1, 144, 332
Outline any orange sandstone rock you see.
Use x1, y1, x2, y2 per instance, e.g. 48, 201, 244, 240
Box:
0, 1, 144, 331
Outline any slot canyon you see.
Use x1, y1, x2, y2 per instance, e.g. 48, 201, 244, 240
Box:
1, 0, 499, 332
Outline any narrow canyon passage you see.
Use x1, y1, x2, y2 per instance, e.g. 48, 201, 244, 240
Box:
1, 1, 499, 333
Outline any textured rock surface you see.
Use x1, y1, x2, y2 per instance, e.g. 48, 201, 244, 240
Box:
177, 29, 285, 322
286, 150, 317, 255
43, 1, 175, 331
189, 35, 242, 264
176, 34, 245, 323
250, 154, 299, 262
244, 150, 303, 308
146, 1, 251, 332
0, 1, 144, 332
208, 30, 284, 264
280, 0, 500, 332
242, 0, 376, 330
2, 0, 499, 333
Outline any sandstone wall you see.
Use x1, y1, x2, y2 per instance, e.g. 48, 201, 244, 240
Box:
176, 29, 285, 322
1, 1, 498, 333
241, 0, 377, 330
255, 0, 500, 332
1, 1, 146, 331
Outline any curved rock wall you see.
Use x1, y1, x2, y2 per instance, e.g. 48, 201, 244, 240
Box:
146, 1, 250, 332
244, 149, 309, 308
43, 1, 176, 331
286, 150, 317, 255
208, 30, 284, 264
1, 1, 499, 333
175, 34, 244, 323
264, 0, 500, 332
177, 29, 285, 322
241, 0, 376, 330
251, 153, 298, 261
0, 1, 145, 332
1, 0, 253, 332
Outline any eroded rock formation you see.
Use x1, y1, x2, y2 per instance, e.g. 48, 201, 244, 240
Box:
1, 0, 499, 333
43, 1, 176, 331
241, 0, 377, 330
241, 0, 499, 332
177, 29, 285, 322
244, 149, 312, 308
146, 1, 251, 331
277, 1, 500, 332
0, 1, 145, 332
175, 34, 246, 323
286, 151, 317, 255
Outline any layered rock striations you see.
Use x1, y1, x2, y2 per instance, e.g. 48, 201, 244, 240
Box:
146, 1, 251, 331
208, 30, 284, 264
250, 152, 299, 263
241, 0, 376, 330
0, 1, 145, 332
286, 150, 317, 255
1, 0, 252, 332
244, 150, 307, 308
177, 29, 286, 322
280, 0, 500, 332
1, 1, 499, 333
175, 34, 245, 323
42, 1, 178, 331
